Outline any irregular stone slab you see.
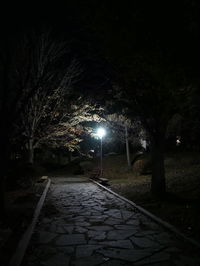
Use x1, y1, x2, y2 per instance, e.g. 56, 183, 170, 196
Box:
75, 221, 91, 227
100, 259, 129, 265
98, 248, 151, 262
89, 220, 104, 225
49, 223, 57, 232
100, 240, 133, 249
56, 226, 66, 234
121, 210, 134, 221
90, 215, 108, 220
146, 221, 161, 230
88, 230, 107, 240
41, 218, 52, 224
76, 245, 103, 258
134, 230, 157, 237
94, 232, 107, 240
75, 226, 88, 233
72, 217, 86, 222
38, 231, 57, 244
53, 218, 67, 224
34, 246, 57, 258
57, 246, 74, 254
84, 200, 96, 205
61, 215, 73, 220
55, 234, 86, 246
42, 253, 70, 266
88, 240, 99, 244
68, 208, 84, 214
104, 218, 123, 225
104, 209, 122, 219
114, 224, 138, 231
130, 236, 160, 248
134, 251, 171, 265
89, 226, 113, 231
126, 219, 140, 226
63, 225, 74, 234
92, 206, 107, 212
79, 211, 91, 216
107, 230, 134, 240
91, 211, 103, 216
73, 254, 105, 266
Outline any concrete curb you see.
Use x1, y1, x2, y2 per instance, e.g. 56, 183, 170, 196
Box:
9, 178, 51, 266
90, 178, 200, 250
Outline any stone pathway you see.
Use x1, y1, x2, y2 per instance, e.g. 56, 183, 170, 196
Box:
22, 176, 200, 266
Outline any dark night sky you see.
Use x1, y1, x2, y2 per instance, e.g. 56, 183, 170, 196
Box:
1, 0, 200, 84
2, 1, 200, 49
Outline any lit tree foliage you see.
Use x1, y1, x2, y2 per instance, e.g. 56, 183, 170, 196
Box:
38, 99, 104, 154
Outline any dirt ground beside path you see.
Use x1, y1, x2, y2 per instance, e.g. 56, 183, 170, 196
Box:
88, 152, 200, 243
0, 179, 47, 266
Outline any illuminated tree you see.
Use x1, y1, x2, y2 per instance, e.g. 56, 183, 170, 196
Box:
14, 32, 82, 164
37, 99, 103, 155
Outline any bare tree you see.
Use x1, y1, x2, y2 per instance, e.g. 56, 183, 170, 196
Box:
15, 32, 82, 163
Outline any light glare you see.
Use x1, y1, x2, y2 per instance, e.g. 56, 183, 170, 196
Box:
97, 127, 106, 138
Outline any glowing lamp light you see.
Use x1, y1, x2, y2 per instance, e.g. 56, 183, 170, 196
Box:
97, 127, 106, 138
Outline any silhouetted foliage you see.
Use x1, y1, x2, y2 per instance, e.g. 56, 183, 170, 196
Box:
81, 0, 200, 197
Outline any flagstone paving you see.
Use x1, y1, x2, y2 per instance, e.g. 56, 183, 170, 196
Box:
22, 176, 200, 266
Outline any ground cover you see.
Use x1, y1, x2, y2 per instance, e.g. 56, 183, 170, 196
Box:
0, 175, 47, 265
88, 152, 200, 242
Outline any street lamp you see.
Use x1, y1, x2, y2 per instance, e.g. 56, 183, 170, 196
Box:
97, 127, 106, 176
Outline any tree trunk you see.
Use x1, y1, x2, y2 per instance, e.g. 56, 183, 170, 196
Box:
0, 137, 9, 221
27, 139, 34, 164
0, 176, 6, 220
57, 153, 62, 165
68, 152, 72, 163
150, 131, 166, 197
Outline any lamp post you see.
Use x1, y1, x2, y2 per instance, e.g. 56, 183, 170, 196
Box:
97, 127, 106, 176
125, 125, 131, 170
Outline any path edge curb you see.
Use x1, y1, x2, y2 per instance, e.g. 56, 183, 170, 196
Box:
90, 178, 200, 249
9, 178, 51, 266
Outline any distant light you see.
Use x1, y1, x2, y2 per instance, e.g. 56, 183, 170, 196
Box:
176, 136, 181, 146
97, 128, 106, 138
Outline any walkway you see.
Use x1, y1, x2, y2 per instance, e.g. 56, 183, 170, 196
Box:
22, 176, 200, 266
